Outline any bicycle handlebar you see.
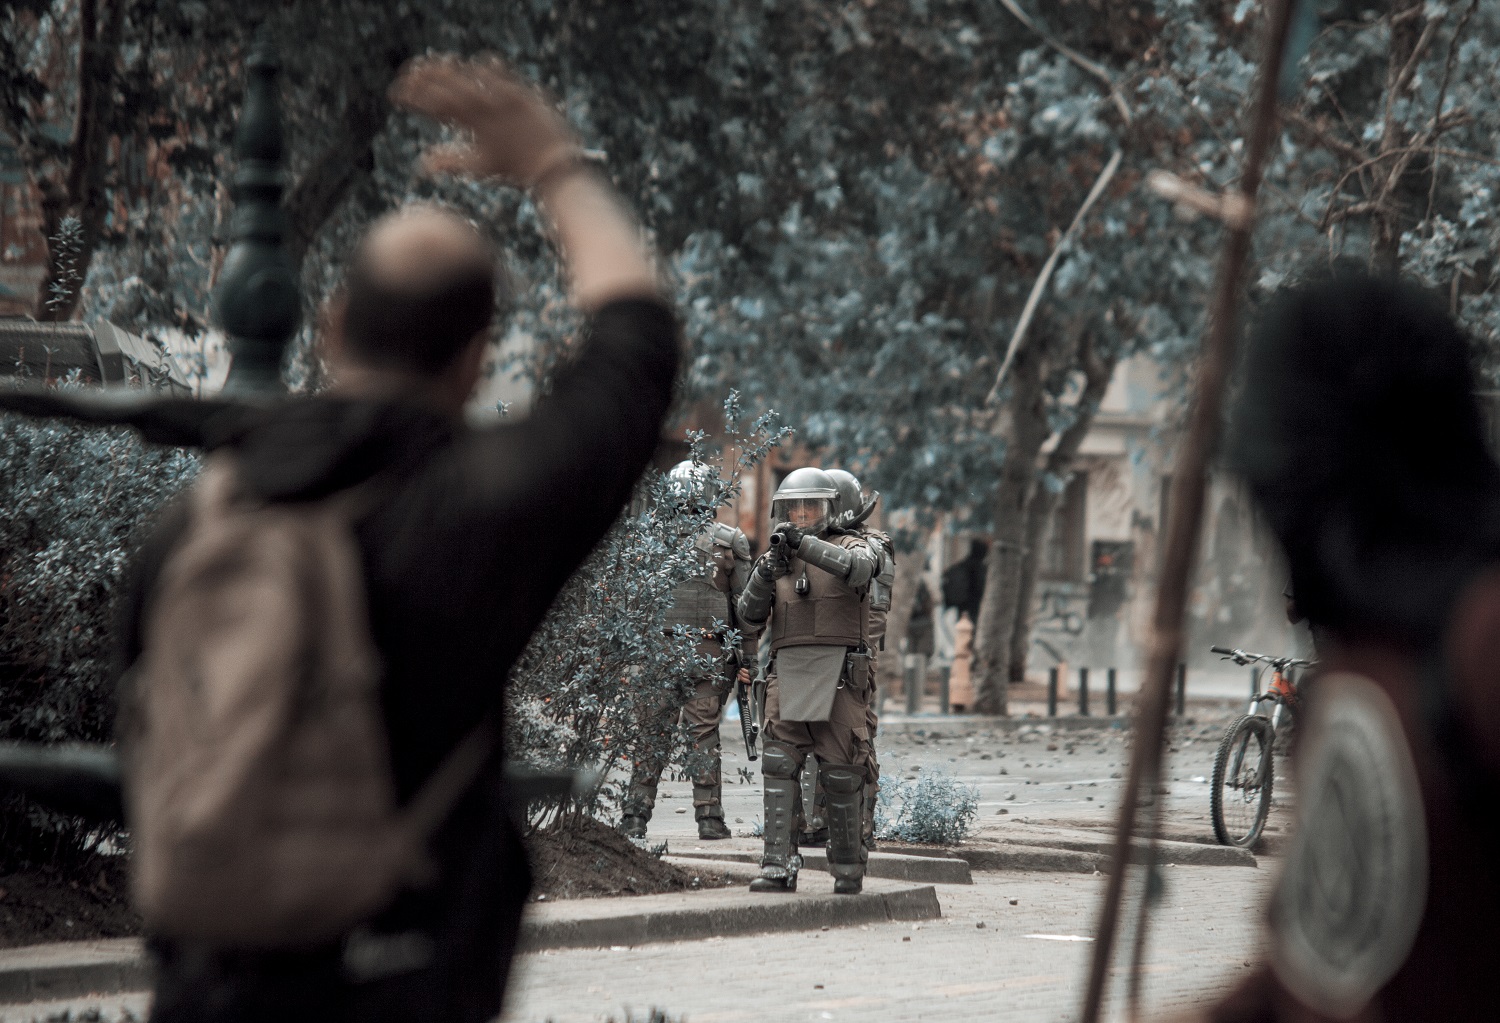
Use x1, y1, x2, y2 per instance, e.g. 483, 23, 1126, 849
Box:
1209, 645, 1314, 669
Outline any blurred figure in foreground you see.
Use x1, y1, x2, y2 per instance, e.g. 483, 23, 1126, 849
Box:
1189, 273, 1500, 1021
120, 56, 678, 1023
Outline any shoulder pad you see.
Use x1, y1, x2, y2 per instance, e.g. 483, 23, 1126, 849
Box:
707, 521, 752, 560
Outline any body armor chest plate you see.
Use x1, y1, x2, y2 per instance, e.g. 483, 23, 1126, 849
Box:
771, 536, 869, 652
665, 532, 735, 634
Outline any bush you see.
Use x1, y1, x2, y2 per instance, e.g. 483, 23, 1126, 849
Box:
506, 392, 786, 832
874, 770, 980, 845
0, 384, 198, 867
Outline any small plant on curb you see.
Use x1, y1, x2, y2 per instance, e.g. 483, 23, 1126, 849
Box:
874, 771, 980, 845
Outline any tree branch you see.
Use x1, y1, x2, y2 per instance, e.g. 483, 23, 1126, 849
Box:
986, 147, 1122, 405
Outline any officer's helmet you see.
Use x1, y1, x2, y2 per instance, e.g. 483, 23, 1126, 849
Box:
667, 459, 713, 508
824, 469, 864, 528
771, 466, 838, 536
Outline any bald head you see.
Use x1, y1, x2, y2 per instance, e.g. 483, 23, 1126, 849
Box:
341, 204, 504, 375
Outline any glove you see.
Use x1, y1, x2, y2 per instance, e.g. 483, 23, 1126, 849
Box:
773, 523, 804, 551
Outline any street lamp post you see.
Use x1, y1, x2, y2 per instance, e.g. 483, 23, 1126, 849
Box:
215, 31, 301, 395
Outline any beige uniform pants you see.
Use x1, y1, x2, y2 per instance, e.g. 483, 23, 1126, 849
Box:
625, 675, 730, 819
764, 671, 876, 783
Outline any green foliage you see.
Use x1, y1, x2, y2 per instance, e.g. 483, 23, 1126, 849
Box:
507, 393, 787, 831
875, 770, 980, 845
44, 216, 84, 317
0, 385, 197, 865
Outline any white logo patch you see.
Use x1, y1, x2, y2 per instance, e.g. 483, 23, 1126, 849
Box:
1270, 671, 1427, 1019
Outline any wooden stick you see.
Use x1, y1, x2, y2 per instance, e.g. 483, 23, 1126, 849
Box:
1077, 3, 1295, 1020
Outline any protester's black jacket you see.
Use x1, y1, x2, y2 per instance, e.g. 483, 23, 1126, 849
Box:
121, 298, 680, 1023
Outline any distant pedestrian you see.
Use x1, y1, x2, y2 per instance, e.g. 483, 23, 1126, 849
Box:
120, 55, 679, 1023
942, 537, 989, 623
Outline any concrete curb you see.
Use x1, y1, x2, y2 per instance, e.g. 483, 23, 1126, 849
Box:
947, 838, 1254, 874
667, 848, 973, 885
994, 834, 1256, 868
521, 879, 941, 951
0, 940, 146, 1005
0, 882, 943, 1003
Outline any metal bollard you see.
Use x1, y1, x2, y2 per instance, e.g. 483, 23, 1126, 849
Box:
1250, 665, 1261, 701
1175, 663, 1187, 717
1106, 667, 1117, 716
1047, 667, 1058, 717
939, 666, 951, 716
1078, 667, 1090, 716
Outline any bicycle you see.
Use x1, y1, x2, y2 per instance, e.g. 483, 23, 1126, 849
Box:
1206, 645, 1314, 847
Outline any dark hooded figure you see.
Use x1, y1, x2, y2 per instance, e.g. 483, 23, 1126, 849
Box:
1189, 272, 1500, 1023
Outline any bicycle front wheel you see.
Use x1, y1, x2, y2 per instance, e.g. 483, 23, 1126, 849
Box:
1209, 713, 1274, 847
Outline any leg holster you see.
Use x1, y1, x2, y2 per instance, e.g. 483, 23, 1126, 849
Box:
758, 741, 803, 879
821, 763, 868, 882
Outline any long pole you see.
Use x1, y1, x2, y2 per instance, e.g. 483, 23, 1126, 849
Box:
1078, 4, 1295, 1019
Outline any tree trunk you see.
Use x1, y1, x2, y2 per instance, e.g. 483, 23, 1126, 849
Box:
878, 538, 924, 697
284, 78, 404, 266
1006, 337, 1117, 684
971, 345, 1049, 715
33, 0, 121, 322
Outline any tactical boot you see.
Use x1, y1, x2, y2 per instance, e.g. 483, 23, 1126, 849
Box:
696, 804, 731, 840
821, 763, 868, 895
750, 742, 803, 893
618, 815, 649, 840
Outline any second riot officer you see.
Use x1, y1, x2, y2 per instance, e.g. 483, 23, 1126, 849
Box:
737, 467, 880, 894
621, 460, 753, 841
826, 468, 894, 850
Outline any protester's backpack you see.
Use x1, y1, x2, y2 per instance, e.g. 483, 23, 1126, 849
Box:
125, 456, 489, 947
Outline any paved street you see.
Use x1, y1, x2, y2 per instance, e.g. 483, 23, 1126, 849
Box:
0, 710, 1291, 1023
500, 708, 1285, 1022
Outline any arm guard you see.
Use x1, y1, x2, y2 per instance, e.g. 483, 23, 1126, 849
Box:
797, 534, 878, 587
867, 534, 896, 612
737, 557, 778, 630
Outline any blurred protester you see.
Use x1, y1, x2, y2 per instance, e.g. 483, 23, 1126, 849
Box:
1186, 273, 1500, 1021
120, 56, 678, 1023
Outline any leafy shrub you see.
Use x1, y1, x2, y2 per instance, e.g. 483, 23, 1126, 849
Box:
0, 385, 198, 866
506, 392, 786, 832
874, 770, 980, 845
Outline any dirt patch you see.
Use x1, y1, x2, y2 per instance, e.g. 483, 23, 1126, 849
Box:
874, 839, 965, 858
526, 818, 736, 900
0, 820, 733, 947
0, 857, 140, 948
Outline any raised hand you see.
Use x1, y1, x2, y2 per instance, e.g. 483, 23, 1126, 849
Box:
389, 55, 581, 189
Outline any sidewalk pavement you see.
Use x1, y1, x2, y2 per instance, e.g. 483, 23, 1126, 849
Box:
501, 861, 1277, 1023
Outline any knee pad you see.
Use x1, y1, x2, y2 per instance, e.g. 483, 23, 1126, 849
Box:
820, 763, 864, 795
761, 741, 800, 780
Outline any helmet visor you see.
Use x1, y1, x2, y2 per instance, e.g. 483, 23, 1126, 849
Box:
773, 497, 831, 534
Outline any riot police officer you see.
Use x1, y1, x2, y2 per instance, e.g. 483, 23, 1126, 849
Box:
738, 467, 880, 894
826, 468, 894, 850
621, 460, 753, 842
